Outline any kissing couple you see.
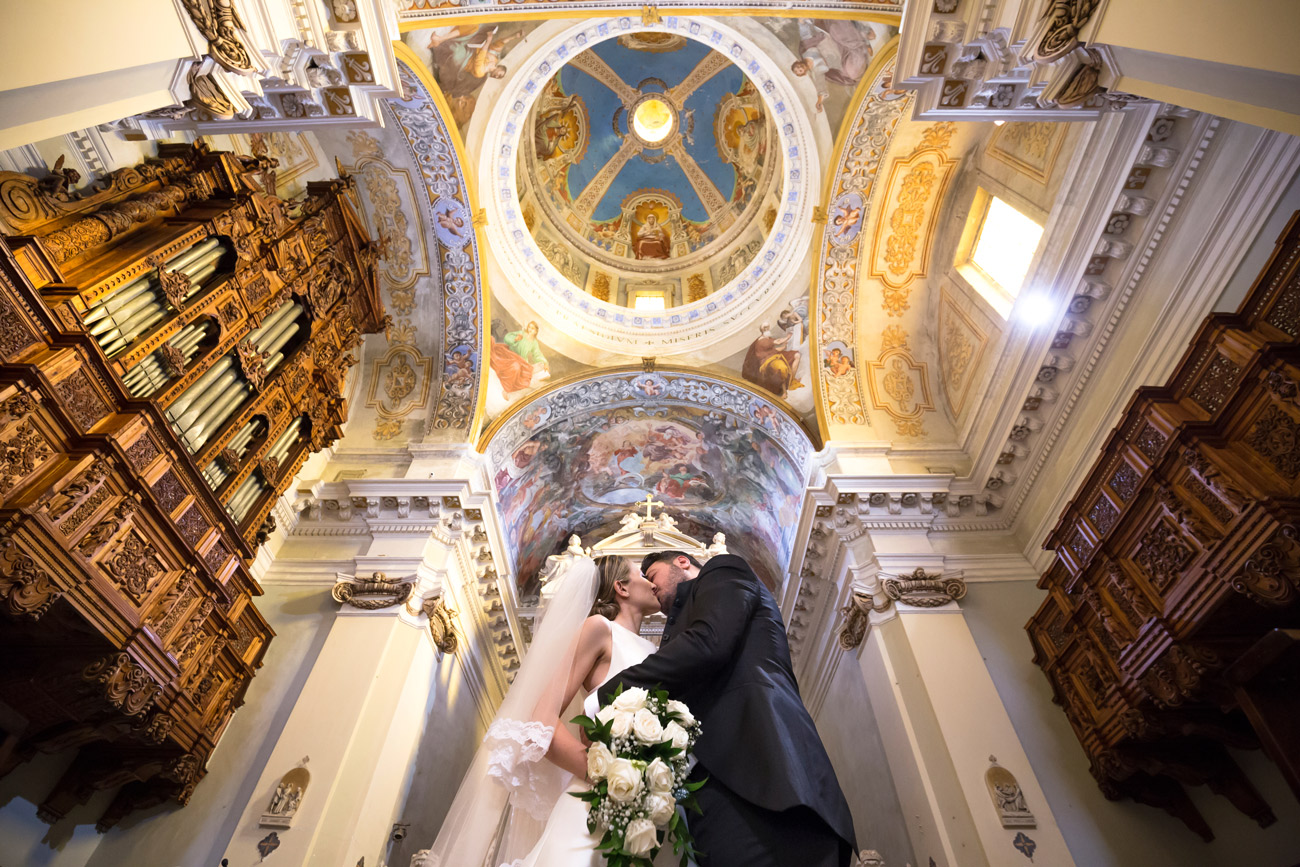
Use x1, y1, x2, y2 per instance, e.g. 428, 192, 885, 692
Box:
415, 546, 856, 867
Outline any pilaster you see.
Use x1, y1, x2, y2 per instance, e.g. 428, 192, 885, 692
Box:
220, 473, 520, 865
857, 597, 1075, 867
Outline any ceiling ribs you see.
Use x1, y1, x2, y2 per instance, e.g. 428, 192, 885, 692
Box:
572, 135, 643, 217
665, 138, 731, 225
669, 51, 732, 105
567, 51, 640, 105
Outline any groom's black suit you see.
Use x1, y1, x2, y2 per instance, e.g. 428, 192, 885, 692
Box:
598, 554, 856, 867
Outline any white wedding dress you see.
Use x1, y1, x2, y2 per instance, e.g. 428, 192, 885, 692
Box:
514, 617, 681, 867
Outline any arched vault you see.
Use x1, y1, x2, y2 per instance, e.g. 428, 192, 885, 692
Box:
481, 367, 818, 594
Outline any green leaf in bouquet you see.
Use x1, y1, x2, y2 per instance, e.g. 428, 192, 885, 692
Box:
570, 713, 598, 729
683, 777, 708, 793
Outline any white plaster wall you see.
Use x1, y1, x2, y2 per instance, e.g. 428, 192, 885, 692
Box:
962, 579, 1300, 867
814, 650, 917, 866
0, 752, 117, 867
83, 584, 338, 867
1214, 161, 1300, 312
382, 647, 492, 865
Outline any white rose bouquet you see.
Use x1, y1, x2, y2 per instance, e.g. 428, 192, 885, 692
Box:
572, 686, 704, 867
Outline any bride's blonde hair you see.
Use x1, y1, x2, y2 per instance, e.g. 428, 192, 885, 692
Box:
590, 556, 630, 620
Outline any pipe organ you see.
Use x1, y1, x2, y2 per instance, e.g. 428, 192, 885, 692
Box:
1029, 212, 1300, 840
0, 143, 385, 828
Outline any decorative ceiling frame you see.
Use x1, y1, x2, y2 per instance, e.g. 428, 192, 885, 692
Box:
812, 73, 1235, 536
479, 14, 819, 356
481, 366, 818, 466
337, 121, 437, 443
396, 2, 904, 25
810, 43, 909, 437
383, 44, 488, 440
859, 120, 963, 441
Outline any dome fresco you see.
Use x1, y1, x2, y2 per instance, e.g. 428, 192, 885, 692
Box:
520, 33, 781, 275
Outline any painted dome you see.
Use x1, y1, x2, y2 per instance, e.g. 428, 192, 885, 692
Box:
517, 31, 782, 303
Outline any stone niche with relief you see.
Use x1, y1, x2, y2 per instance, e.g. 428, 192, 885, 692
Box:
0, 142, 385, 829
1028, 211, 1300, 841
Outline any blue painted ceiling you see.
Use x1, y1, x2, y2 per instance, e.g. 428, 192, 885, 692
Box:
555, 39, 748, 224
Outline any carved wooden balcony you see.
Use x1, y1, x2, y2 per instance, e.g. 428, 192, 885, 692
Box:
1029, 210, 1300, 840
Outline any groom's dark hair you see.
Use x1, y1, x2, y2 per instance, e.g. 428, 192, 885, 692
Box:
641, 550, 702, 575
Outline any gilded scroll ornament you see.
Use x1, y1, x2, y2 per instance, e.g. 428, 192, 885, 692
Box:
185, 63, 235, 118
180, 0, 258, 73
881, 567, 966, 607
332, 571, 414, 610
422, 595, 459, 654
837, 591, 874, 650
1021, 0, 1101, 65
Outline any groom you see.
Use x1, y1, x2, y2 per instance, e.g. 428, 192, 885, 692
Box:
598, 551, 857, 867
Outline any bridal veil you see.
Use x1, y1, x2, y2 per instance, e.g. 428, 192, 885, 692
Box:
414, 544, 598, 867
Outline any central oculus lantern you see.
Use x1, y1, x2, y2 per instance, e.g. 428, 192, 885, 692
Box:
630, 95, 675, 145
516, 31, 783, 309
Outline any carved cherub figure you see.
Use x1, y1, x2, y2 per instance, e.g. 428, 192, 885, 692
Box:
39, 155, 82, 201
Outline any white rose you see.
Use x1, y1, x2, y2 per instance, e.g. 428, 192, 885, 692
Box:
666, 699, 695, 727
597, 705, 633, 739
623, 817, 659, 857
661, 721, 690, 752
605, 758, 643, 803
612, 687, 649, 712
644, 757, 674, 795
586, 741, 614, 782
646, 792, 676, 827
631, 708, 664, 745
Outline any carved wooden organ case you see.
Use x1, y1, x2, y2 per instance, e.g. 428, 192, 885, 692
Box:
1029, 212, 1300, 840
0, 144, 384, 828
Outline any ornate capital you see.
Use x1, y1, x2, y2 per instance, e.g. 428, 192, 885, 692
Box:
882, 567, 967, 608
331, 571, 414, 610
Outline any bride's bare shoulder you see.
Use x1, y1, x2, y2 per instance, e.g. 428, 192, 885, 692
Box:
581, 614, 613, 635
578, 615, 613, 650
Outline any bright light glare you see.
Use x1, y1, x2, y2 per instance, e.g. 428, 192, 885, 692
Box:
972, 197, 1043, 295
632, 98, 674, 144
1017, 292, 1056, 325
633, 292, 667, 311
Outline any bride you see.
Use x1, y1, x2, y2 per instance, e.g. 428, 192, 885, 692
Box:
414, 549, 676, 867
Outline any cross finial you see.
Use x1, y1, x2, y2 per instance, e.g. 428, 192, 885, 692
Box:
638, 493, 664, 520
